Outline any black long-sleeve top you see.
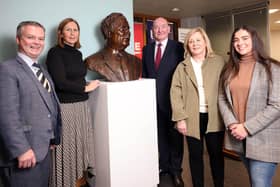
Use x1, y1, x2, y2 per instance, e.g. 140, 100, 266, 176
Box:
46, 44, 88, 103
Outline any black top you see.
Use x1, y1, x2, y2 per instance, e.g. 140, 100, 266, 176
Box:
46, 44, 88, 103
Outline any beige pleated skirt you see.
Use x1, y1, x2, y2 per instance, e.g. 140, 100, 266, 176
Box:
49, 100, 95, 187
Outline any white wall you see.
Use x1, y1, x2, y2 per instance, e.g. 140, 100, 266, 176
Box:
270, 30, 280, 61
0, 0, 134, 63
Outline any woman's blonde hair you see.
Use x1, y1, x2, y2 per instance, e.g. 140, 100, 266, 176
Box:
183, 27, 214, 58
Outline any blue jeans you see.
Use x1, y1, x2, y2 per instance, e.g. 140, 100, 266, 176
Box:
240, 156, 277, 187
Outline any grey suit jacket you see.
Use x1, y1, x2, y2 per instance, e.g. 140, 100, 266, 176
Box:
0, 55, 61, 167
218, 62, 280, 163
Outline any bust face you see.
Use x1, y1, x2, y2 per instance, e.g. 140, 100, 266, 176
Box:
108, 16, 130, 51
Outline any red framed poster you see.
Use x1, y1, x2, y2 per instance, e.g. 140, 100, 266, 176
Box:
133, 22, 144, 59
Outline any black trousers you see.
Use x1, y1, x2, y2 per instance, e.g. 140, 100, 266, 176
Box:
0, 149, 51, 187
186, 113, 224, 187
157, 110, 184, 175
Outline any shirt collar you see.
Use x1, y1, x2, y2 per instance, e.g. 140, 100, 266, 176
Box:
190, 57, 203, 67
17, 52, 37, 67
156, 38, 168, 48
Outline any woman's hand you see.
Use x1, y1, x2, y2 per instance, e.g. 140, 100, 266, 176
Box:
176, 120, 187, 135
85, 80, 100, 92
229, 123, 248, 140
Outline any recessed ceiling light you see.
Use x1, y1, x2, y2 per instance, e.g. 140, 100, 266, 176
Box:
275, 20, 280, 24
171, 7, 180, 12
269, 9, 279, 14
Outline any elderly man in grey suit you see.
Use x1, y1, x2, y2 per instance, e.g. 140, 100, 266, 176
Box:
0, 21, 61, 187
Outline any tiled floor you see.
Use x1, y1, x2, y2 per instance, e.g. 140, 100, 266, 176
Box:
159, 142, 280, 187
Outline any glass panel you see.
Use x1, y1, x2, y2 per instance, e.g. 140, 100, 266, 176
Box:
205, 14, 233, 60
234, 7, 269, 52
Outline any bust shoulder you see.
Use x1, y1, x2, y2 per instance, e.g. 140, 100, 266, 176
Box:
85, 50, 107, 70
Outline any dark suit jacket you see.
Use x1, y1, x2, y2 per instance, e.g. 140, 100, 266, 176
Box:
0, 55, 61, 167
142, 39, 184, 118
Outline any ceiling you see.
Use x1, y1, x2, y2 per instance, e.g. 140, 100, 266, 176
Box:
133, 0, 280, 31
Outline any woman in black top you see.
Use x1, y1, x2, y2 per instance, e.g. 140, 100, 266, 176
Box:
46, 18, 99, 187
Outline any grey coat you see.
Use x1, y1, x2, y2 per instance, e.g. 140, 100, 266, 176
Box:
0, 56, 61, 167
218, 62, 280, 163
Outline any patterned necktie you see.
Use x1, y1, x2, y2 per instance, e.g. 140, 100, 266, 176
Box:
32, 63, 51, 92
155, 43, 162, 71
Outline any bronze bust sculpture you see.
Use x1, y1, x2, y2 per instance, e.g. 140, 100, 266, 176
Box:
85, 12, 142, 82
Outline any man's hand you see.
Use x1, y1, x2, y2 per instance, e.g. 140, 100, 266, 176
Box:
17, 149, 36, 168
50, 145, 56, 150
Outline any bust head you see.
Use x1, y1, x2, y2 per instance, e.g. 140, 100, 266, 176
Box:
101, 12, 130, 51
85, 12, 141, 82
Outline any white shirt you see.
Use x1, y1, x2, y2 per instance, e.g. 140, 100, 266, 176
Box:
154, 38, 168, 60
18, 52, 38, 76
190, 57, 208, 113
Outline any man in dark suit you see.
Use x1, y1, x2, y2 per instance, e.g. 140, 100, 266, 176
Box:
142, 17, 185, 187
0, 21, 61, 187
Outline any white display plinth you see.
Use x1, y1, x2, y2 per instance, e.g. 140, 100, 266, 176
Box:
89, 79, 159, 187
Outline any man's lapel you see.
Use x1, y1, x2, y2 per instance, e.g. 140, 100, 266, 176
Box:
17, 56, 55, 113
